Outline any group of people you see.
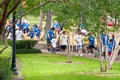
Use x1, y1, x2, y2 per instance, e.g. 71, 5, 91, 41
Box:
5, 18, 41, 41
4, 18, 117, 59
46, 25, 116, 59
46, 27, 68, 54
100, 31, 116, 59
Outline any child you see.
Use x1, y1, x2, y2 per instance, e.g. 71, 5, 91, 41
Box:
60, 31, 68, 54
28, 28, 34, 40
107, 39, 113, 59
51, 35, 57, 54
82, 33, 89, 53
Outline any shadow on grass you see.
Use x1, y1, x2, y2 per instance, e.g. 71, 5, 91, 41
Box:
25, 73, 120, 80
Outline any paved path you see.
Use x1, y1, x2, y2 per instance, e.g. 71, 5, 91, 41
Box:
41, 49, 120, 63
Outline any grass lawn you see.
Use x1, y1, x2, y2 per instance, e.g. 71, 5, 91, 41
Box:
17, 53, 120, 80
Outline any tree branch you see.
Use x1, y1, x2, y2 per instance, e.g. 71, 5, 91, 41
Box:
6, 0, 21, 18
5, 0, 68, 38
0, 0, 10, 33
0, 36, 8, 54
0, 0, 9, 7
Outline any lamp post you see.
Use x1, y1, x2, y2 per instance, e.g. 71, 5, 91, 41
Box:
11, 0, 18, 75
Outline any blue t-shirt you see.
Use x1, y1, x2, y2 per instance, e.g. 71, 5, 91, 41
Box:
16, 23, 20, 27
100, 34, 105, 45
108, 42, 113, 52
112, 38, 116, 48
47, 30, 54, 40
36, 29, 41, 37
88, 36, 95, 46
29, 31, 34, 38
33, 27, 38, 33
6, 26, 11, 31
24, 24, 29, 30
106, 35, 109, 45
100, 34, 109, 45
54, 23, 59, 28
52, 23, 56, 28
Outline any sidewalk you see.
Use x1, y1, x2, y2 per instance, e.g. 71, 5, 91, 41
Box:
41, 49, 120, 63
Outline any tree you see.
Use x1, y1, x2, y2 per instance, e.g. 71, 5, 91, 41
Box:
1, 0, 120, 72
0, 0, 67, 53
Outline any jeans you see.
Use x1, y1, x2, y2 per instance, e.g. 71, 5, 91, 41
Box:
52, 47, 56, 53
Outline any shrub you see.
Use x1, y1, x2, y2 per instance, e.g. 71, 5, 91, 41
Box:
0, 46, 12, 80
16, 48, 42, 54
8, 40, 38, 49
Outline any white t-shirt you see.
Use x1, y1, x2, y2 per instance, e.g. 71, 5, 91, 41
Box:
51, 38, 57, 47
16, 30, 23, 40
75, 34, 83, 45
60, 35, 68, 45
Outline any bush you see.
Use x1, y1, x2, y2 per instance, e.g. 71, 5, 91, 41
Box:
0, 46, 12, 80
16, 48, 42, 54
8, 40, 38, 49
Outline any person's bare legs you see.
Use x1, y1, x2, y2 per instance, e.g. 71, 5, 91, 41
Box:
89, 48, 92, 55
60, 49, 63, 54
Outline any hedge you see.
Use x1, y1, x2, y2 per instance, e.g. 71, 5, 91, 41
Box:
16, 48, 42, 54
0, 46, 12, 80
8, 40, 38, 49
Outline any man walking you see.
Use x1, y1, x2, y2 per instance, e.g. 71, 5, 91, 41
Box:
75, 30, 83, 56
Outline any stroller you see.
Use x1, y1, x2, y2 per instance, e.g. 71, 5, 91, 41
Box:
94, 47, 100, 58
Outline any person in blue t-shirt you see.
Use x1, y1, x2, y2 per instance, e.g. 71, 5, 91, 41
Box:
23, 22, 30, 34
111, 35, 116, 50
46, 28, 55, 52
21, 22, 26, 31
28, 28, 34, 39
33, 26, 38, 33
88, 33, 95, 55
36, 27, 41, 41
100, 31, 109, 57
108, 39, 113, 58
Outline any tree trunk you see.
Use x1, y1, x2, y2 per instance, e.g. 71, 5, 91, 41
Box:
43, 10, 52, 38
108, 47, 120, 70
0, 34, 3, 41
107, 36, 120, 70
39, 10, 43, 30
66, 32, 72, 63
99, 34, 103, 71
39, 0, 43, 30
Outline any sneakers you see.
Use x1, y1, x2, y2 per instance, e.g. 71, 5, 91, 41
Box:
48, 48, 50, 52
60, 53, 63, 54
89, 53, 91, 55
86, 51, 88, 53
76, 54, 78, 56
80, 54, 83, 57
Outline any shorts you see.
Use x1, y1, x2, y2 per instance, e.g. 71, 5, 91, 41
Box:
108, 52, 111, 56
60, 45, 67, 49
89, 45, 94, 49
76, 45, 82, 50
102, 45, 105, 52
47, 39, 51, 45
